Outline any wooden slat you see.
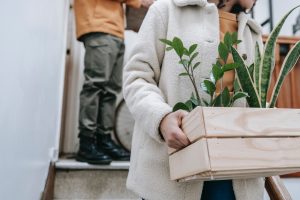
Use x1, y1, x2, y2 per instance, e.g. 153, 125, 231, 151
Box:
182, 107, 300, 142
263, 35, 300, 45
179, 169, 300, 182
182, 106, 206, 142
169, 137, 300, 181
169, 139, 210, 180
208, 137, 300, 171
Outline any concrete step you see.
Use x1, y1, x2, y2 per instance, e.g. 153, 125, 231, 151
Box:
54, 158, 138, 200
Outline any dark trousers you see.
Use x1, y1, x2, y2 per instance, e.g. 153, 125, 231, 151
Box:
201, 180, 236, 200
78, 32, 125, 138
141, 180, 235, 200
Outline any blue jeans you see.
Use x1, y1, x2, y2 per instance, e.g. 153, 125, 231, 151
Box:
201, 180, 236, 200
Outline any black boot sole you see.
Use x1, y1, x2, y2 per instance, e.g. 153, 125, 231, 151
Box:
111, 156, 130, 161
76, 155, 112, 165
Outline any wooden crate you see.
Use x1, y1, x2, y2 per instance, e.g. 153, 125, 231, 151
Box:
169, 106, 300, 181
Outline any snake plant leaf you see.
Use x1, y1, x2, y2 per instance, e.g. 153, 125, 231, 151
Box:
253, 42, 262, 95
269, 40, 300, 108
259, 5, 300, 107
248, 63, 254, 82
213, 87, 230, 107
173, 102, 190, 112
234, 78, 241, 93
232, 47, 261, 107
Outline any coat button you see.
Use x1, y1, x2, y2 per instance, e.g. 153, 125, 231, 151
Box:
242, 54, 248, 60
205, 39, 214, 43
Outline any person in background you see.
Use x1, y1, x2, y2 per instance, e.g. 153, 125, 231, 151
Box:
73, 0, 153, 164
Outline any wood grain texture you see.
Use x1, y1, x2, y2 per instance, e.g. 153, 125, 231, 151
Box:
169, 139, 210, 180
182, 106, 206, 143
208, 137, 300, 171
265, 176, 292, 200
183, 107, 300, 139
170, 137, 300, 181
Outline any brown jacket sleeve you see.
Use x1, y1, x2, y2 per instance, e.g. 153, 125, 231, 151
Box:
111, 0, 141, 8
125, 0, 141, 8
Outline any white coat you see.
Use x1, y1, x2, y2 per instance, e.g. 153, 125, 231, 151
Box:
123, 0, 265, 199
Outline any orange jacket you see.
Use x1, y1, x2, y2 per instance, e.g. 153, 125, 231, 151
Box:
74, 0, 141, 40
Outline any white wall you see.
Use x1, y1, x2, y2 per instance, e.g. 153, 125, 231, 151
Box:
254, 1, 300, 36
0, 0, 68, 199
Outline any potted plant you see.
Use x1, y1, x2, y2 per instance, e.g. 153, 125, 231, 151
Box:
160, 6, 300, 181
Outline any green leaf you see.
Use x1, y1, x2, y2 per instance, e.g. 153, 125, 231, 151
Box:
185, 100, 193, 111
179, 59, 189, 67
183, 48, 189, 56
254, 42, 262, 95
259, 5, 300, 107
202, 98, 210, 106
159, 38, 173, 46
248, 63, 254, 82
179, 72, 189, 76
201, 80, 216, 97
172, 37, 185, 58
190, 52, 199, 64
166, 46, 173, 51
213, 87, 230, 107
190, 93, 199, 106
212, 64, 224, 82
232, 32, 238, 44
232, 91, 249, 102
269, 40, 300, 108
232, 47, 261, 107
219, 42, 229, 62
234, 78, 241, 93
193, 62, 201, 70
222, 63, 240, 72
189, 44, 198, 55
224, 32, 233, 50
173, 102, 190, 112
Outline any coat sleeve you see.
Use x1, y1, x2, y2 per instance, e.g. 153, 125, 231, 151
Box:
122, 5, 172, 144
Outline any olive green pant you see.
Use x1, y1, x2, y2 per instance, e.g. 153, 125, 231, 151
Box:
78, 32, 125, 138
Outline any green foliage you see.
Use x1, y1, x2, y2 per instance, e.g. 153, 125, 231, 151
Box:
231, 5, 300, 108
161, 32, 248, 111
162, 6, 300, 111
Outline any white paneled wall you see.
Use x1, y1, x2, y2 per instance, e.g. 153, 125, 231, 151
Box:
254, 1, 300, 36
0, 0, 69, 199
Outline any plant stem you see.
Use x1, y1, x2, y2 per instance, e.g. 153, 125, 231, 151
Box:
180, 58, 202, 105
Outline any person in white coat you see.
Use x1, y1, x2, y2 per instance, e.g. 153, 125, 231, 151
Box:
123, 0, 264, 199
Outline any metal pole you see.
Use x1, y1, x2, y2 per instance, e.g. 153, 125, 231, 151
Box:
269, 0, 274, 31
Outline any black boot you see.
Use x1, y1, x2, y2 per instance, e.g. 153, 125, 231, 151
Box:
76, 135, 112, 165
96, 133, 130, 161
